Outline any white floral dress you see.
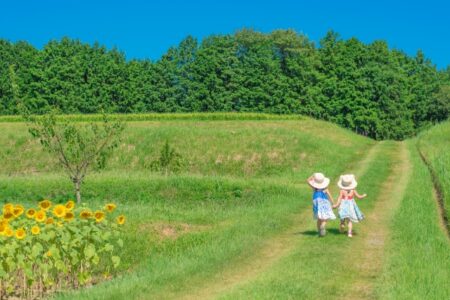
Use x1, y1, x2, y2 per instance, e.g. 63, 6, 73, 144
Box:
312, 189, 336, 220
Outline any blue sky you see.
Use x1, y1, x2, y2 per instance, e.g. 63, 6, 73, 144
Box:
1, 0, 449, 68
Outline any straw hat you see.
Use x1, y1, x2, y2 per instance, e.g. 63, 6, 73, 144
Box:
337, 174, 358, 190
308, 173, 330, 189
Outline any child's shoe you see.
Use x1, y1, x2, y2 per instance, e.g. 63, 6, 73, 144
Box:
347, 230, 353, 238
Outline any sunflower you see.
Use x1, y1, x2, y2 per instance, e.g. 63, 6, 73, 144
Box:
117, 215, 126, 225
39, 199, 52, 211
94, 211, 105, 223
26, 208, 36, 218
13, 205, 24, 217
35, 210, 47, 223
2, 203, 13, 214
3, 211, 14, 220
15, 228, 26, 240
80, 209, 92, 219
45, 217, 54, 225
64, 211, 74, 221
65, 200, 75, 211
52, 204, 66, 218
46, 250, 52, 257
0, 223, 6, 235
31, 225, 40, 235
5, 227, 13, 237
105, 203, 117, 213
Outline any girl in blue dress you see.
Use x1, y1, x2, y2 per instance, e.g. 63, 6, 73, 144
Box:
307, 173, 336, 237
333, 174, 367, 237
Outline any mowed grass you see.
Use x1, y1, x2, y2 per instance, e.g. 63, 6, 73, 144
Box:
376, 141, 450, 299
216, 142, 397, 299
0, 117, 373, 299
417, 121, 450, 227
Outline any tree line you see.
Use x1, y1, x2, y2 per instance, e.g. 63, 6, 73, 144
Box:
1, 29, 449, 139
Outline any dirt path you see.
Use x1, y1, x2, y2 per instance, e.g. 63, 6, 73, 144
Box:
338, 142, 411, 299
178, 143, 383, 300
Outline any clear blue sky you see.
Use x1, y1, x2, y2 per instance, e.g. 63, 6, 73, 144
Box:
1, 0, 449, 69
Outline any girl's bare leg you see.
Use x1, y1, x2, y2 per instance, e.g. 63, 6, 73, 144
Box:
348, 220, 353, 237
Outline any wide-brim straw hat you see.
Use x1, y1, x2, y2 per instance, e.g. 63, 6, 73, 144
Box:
337, 174, 358, 190
308, 172, 330, 189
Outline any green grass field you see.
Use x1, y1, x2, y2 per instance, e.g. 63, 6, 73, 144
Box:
0, 114, 448, 299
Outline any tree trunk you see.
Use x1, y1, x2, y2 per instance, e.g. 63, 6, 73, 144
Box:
74, 180, 82, 204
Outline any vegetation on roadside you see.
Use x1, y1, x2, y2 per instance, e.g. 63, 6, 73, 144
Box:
417, 121, 450, 230
376, 142, 450, 299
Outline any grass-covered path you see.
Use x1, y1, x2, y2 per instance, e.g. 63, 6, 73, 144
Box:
177, 142, 405, 300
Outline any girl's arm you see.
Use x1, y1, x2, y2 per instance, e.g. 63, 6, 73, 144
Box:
306, 176, 314, 188
325, 189, 335, 205
354, 190, 367, 199
333, 191, 343, 208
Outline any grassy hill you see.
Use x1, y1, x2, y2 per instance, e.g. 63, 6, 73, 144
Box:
0, 114, 448, 299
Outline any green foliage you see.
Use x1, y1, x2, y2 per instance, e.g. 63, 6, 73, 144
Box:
0, 31, 449, 139
25, 112, 125, 202
150, 140, 183, 175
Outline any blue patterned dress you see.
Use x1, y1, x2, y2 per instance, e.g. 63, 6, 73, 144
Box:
338, 193, 364, 222
312, 189, 336, 220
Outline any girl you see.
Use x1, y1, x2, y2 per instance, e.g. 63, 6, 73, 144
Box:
307, 173, 336, 237
333, 174, 367, 237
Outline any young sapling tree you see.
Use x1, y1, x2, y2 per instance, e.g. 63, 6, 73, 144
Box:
26, 112, 125, 203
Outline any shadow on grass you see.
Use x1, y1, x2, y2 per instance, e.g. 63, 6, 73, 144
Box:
295, 228, 344, 236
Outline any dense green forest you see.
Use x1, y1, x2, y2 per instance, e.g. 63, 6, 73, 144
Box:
1, 29, 449, 139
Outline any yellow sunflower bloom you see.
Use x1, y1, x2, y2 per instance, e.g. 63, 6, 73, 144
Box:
26, 208, 36, 218
45, 217, 54, 225
117, 215, 126, 225
94, 211, 105, 223
5, 227, 13, 237
13, 205, 25, 217
64, 211, 74, 221
3, 211, 14, 220
0, 223, 6, 235
39, 199, 52, 211
31, 225, 40, 235
65, 200, 75, 210
80, 209, 92, 219
2, 203, 13, 214
46, 250, 52, 257
35, 210, 47, 223
53, 204, 66, 218
105, 203, 117, 212
15, 228, 26, 240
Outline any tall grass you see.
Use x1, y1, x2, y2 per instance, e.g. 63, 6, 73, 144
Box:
417, 121, 450, 230
0, 118, 372, 179
376, 141, 450, 299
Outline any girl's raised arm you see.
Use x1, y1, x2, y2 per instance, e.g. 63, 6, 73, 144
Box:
354, 190, 367, 199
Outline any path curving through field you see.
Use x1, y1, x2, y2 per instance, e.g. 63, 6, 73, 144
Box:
337, 142, 411, 299
177, 143, 384, 300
